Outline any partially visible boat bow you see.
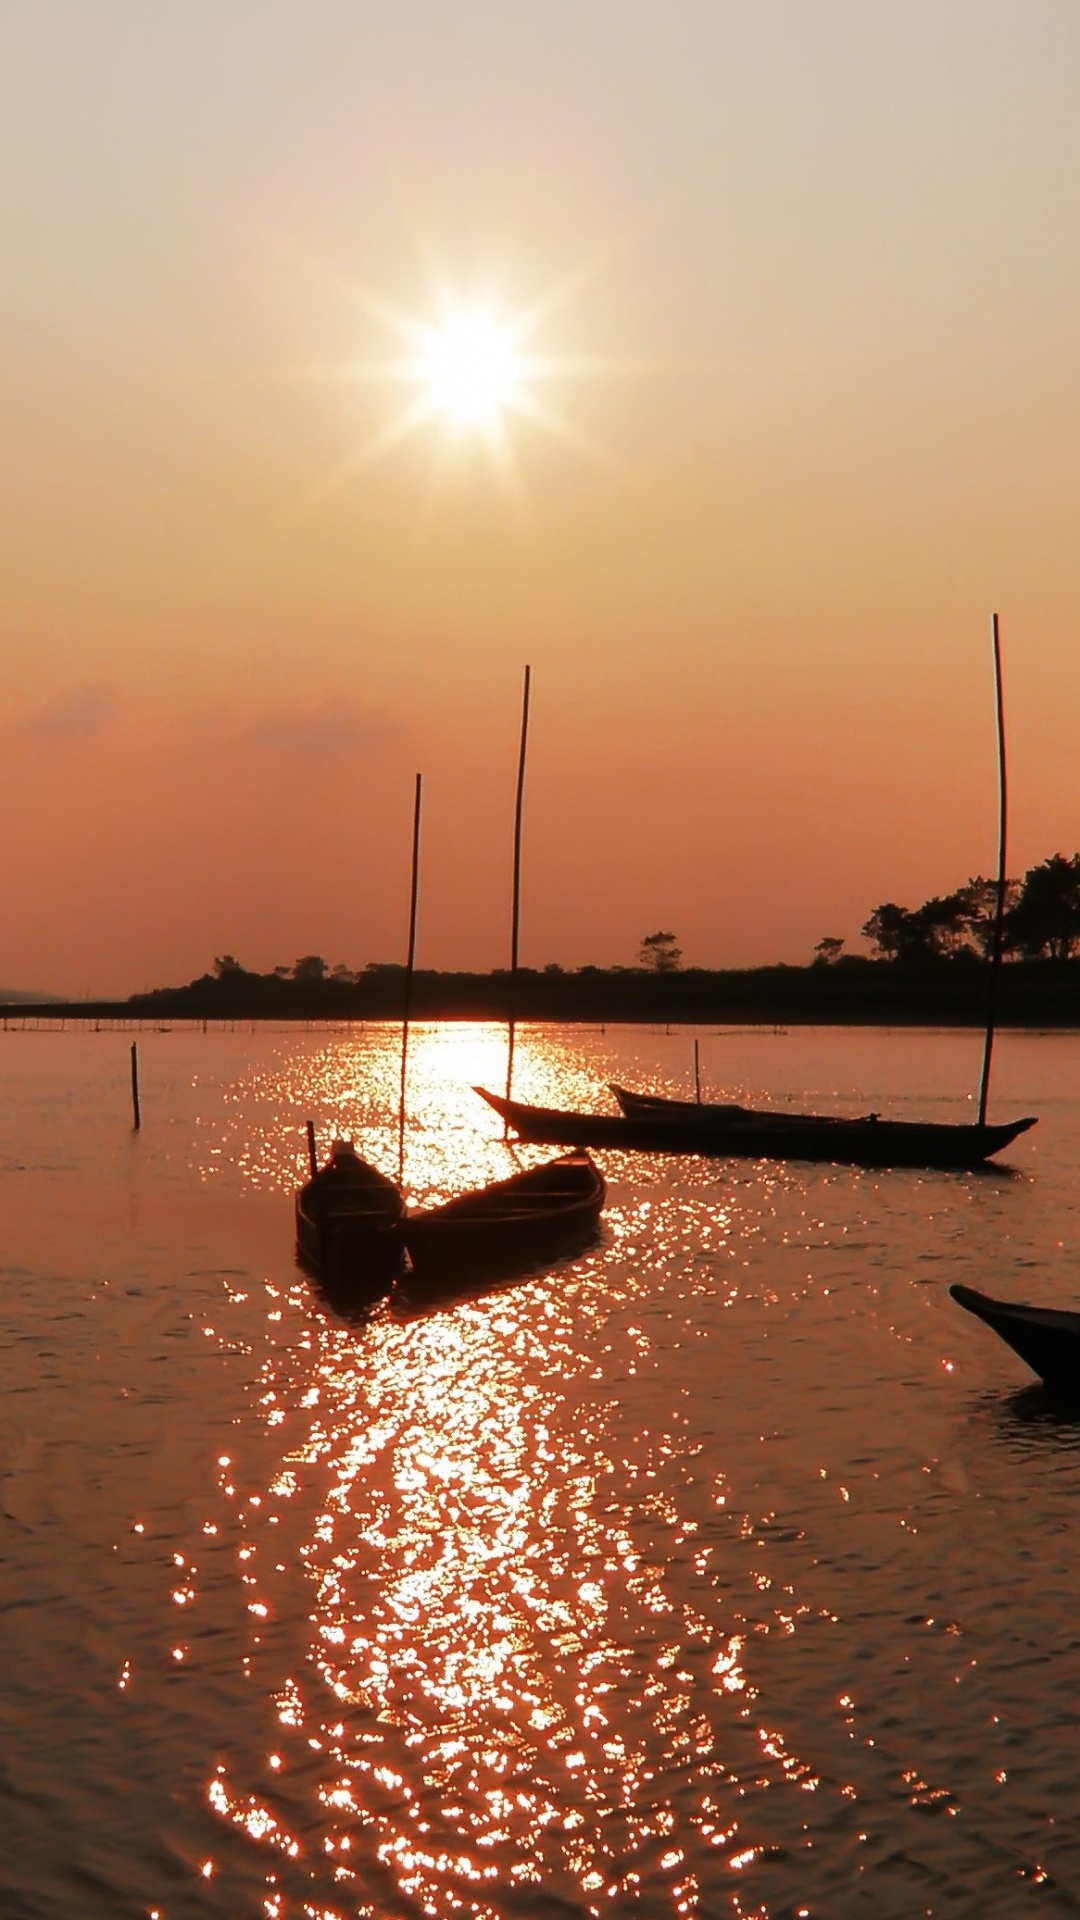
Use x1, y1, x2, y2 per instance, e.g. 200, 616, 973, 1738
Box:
950, 1283, 1080, 1394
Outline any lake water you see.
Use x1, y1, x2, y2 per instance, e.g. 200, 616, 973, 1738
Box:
1, 1021, 1077, 1920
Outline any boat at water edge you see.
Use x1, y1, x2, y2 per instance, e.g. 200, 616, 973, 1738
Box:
950, 1283, 1080, 1394
475, 1087, 1036, 1169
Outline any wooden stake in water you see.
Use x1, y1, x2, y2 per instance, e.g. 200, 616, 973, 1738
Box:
305, 1119, 318, 1179
505, 665, 532, 1116
398, 772, 423, 1186
694, 1038, 702, 1104
130, 1041, 141, 1131
978, 612, 1009, 1128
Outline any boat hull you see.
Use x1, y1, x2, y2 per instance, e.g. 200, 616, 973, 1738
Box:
476, 1088, 1036, 1169
400, 1152, 605, 1293
950, 1284, 1080, 1394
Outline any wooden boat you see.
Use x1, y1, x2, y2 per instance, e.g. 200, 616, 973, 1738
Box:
295, 1140, 404, 1298
950, 1284, 1080, 1394
399, 1152, 605, 1293
609, 1083, 1037, 1163
475, 1087, 1036, 1169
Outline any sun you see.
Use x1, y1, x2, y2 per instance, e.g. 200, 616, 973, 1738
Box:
298, 269, 620, 499
413, 308, 526, 431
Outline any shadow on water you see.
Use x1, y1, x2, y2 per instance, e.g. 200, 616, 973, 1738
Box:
974, 1382, 1080, 1453
300, 1227, 605, 1322
296, 1253, 393, 1327
965, 1160, 1026, 1183
392, 1223, 604, 1319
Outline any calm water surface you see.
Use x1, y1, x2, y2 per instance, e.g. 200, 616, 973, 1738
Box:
1, 1023, 1078, 1920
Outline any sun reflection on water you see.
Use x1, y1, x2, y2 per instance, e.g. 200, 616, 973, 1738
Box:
191, 1028, 865, 1915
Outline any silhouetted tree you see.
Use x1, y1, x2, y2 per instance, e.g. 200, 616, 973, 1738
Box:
912, 892, 974, 956
865, 877, 1029, 960
862, 904, 923, 961
639, 931, 682, 973
292, 955, 329, 985
213, 954, 246, 978
952, 875, 1021, 958
863, 895, 981, 961
812, 937, 845, 965
1006, 854, 1080, 959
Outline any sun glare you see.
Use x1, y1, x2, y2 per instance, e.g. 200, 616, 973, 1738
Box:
414, 310, 525, 430
304, 270, 617, 497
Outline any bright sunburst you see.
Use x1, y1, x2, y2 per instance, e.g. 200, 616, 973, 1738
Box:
413, 308, 526, 431
302, 273, 617, 497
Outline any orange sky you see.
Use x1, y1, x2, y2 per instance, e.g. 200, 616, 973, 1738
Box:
2, 2, 1080, 994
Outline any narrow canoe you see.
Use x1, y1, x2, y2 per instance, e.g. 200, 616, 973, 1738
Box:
475, 1087, 1036, 1169
609, 1083, 1038, 1164
400, 1152, 605, 1293
950, 1283, 1080, 1395
295, 1141, 404, 1298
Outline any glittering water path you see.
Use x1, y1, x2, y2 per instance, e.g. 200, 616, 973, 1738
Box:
1, 1024, 1077, 1918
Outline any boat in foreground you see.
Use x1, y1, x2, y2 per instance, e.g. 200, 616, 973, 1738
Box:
401, 1152, 604, 1293
297, 1140, 605, 1301
950, 1283, 1080, 1394
475, 1087, 1036, 1168
296, 1140, 405, 1299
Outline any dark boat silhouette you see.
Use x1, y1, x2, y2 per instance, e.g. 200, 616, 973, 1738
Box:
400, 1151, 604, 1294
950, 1284, 1080, 1394
475, 1086, 1036, 1169
295, 1140, 405, 1300
297, 1140, 604, 1300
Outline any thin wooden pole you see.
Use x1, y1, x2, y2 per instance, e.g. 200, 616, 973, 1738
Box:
398, 773, 423, 1185
504, 664, 532, 1112
694, 1038, 702, 1104
130, 1041, 141, 1130
305, 1118, 318, 1179
978, 612, 1008, 1128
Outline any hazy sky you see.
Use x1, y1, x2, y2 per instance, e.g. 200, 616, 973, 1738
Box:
3, 1, 1080, 993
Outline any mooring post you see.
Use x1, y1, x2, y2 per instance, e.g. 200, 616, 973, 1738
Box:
694, 1038, 702, 1103
305, 1118, 318, 1179
130, 1041, 141, 1131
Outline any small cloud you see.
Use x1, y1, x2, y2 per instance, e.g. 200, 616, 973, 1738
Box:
240, 698, 404, 760
23, 683, 124, 741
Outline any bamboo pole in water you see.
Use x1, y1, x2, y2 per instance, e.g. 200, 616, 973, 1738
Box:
504, 665, 532, 1112
398, 773, 423, 1185
694, 1038, 702, 1104
305, 1118, 318, 1179
978, 613, 1008, 1128
130, 1042, 141, 1130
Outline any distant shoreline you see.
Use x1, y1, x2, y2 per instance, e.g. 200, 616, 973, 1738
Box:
5, 957, 1080, 1028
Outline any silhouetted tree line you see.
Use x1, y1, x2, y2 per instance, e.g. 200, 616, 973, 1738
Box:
855, 854, 1080, 963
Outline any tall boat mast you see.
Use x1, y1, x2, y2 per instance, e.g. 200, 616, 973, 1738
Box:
978, 613, 1008, 1127
505, 664, 532, 1111
398, 772, 423, 1185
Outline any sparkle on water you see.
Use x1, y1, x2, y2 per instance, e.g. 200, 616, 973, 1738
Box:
0, 1022, 1072, 1917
